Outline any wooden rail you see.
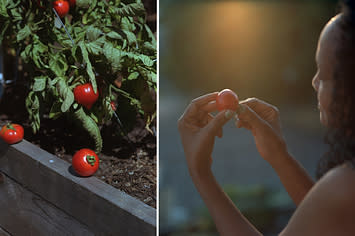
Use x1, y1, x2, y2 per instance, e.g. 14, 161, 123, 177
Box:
0, 139, 156, 235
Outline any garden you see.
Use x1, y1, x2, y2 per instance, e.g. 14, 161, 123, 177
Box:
0, 0, 156, 235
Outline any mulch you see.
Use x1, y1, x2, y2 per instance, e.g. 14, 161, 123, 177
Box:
0, 84, 156, 208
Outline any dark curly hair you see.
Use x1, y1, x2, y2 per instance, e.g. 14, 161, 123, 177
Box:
316, 0, 355, 178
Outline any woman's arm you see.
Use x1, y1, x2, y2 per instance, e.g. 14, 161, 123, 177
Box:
237, 98, 314, 205
178, 92, 262, 236
191, 169, 262, 236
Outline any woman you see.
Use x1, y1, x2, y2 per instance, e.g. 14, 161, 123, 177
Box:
178, 1, 355, 235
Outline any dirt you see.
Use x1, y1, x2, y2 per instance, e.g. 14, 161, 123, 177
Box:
0, 84, 156, 208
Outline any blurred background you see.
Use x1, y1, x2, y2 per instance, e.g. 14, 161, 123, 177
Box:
160, 0, 338, 235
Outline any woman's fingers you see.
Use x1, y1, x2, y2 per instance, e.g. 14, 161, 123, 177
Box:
191, 92, 219, 107
237, 104, 267, 130
235, 119, 252, 130
207, 113, 223, 138
240, 98, 279, 120
240, 97, 273, 109
201, 101, 218, 113
179, 92, 218, 121
205, 110, 234, 137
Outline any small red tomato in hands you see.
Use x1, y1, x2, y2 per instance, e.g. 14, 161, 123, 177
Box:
73, 83, 99, 110
0, 124, 24, 144
53, 0, 70, 18
216, 89, 239, 111
72, 149, 99, 177
68, 0, 76, 7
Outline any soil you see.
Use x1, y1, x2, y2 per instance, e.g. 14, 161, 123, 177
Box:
0, 84, 156, 208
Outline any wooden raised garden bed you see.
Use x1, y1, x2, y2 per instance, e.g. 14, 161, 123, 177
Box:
0, 138, 156, 235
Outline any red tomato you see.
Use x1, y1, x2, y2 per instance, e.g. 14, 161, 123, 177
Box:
73, 83, 99, 110
0, 124, 24, 144
36, 0, 45, 9
72, 149, 99, 177
53, 0, 70, 18
68, 0, 76, 7
216, 89, 239, 111
110, 101, 117, 111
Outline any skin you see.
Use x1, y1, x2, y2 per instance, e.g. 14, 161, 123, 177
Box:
178, 14, 355, 236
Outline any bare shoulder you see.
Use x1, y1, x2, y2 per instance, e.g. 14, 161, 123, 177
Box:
280, 164, 355, 236
316, 163, 355, 201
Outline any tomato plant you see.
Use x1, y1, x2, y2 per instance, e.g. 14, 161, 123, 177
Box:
74, 83, 99, 110
68, 0, 76, 8
72, 148, 99, 177
216, 89, 239, 111
110, 101, 117, 111
36, 0, 45, 9
0, 123, 24, 144
53, 0, 70, 18
0, 0, 157, 153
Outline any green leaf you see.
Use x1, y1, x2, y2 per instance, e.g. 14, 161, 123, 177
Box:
121, 17, 134, 31
33, 76, 47, 92
56, 78, 74, 112
49, 102, 62, 119
79, 42, 97, 93
116, 3, 145, 17
17, 25, 31, 42
49, 54, 68, 77
25, 91, 40, 134
20, 43, 31, 62
144, 24, 156, 48
86, 41, 102, 55
76, 0, 90, 8
121, 51, 154, 67
103, 42, 121, 72
0, 22, 9, 42
86, 37, 105, 55
86, 26, 101, 42
0, 2, 9, 17
143, 42, 155, 52
31, 38, 48, 69
122, 30, 137, 45
128, 71, 139, 80
10, 8, 21, 21
106, 31, 123, 40
137, 65, 157, 84
74, 107, 103, 153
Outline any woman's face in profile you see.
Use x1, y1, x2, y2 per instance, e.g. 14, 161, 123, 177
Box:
312, 15, 341, 127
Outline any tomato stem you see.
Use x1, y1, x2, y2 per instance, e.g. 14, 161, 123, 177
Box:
86, 155, 96, 166
6, 123, 16, 131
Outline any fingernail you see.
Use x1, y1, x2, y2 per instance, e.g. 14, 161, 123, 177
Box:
225, 110, 235, 119
236, 104, 246, 115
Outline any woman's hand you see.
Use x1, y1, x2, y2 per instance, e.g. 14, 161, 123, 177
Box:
236, 98, 288, 163
178, 92, 234, 176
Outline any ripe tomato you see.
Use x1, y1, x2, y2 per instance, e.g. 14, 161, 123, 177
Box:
110, 101, 117, 111
36, 0, 45, 9
72, 149, 99, 177
73, 83, 99, 110
0, 124, 24, 144
216, 89, 239, 111
68, 0, 76, 7
53, 0, 70, 18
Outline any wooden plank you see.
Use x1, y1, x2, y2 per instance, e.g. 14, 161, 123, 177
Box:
0, 225, 11, 236
0, 172, 94, 236
0, 139, 156, 235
